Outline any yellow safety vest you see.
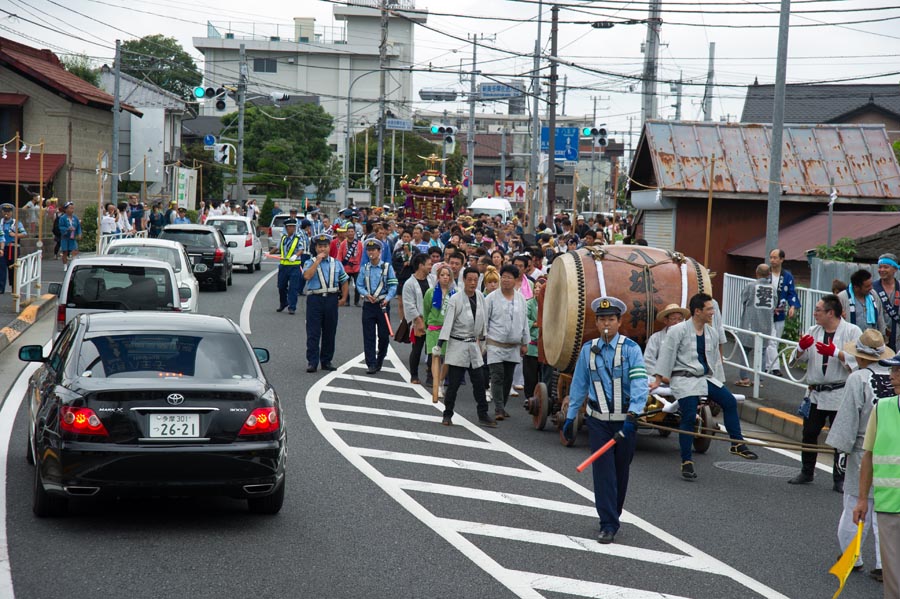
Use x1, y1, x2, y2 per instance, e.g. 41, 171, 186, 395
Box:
873, 395, 900, 513
280, 235, 302, 266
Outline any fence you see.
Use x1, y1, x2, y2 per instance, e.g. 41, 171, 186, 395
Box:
96, 230, 149, 256
721, 326, 807, 399
722, 273, 827, 335
809, 257, 877, 291
13, 250, 42, 313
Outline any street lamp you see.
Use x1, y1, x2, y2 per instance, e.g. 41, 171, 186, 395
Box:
344, 69, 382, 204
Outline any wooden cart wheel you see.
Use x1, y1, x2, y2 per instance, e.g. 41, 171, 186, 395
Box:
532, 383, 549, 431
557, 397, 579, 447
693, 404, 714, 454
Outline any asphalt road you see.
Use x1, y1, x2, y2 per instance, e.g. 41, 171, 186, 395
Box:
0, 261, 884, 599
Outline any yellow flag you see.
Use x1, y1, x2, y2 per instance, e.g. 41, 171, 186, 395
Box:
829, 521, 864, 599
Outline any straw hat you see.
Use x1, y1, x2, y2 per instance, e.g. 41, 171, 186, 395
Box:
656, 303, 690, 322
843, 329, 894, 361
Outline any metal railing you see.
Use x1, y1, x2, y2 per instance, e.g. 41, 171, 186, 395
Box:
96, 231, 149, 256
722, 273, 827, 335
722, 326, 807, 399
13, 250, 42, 312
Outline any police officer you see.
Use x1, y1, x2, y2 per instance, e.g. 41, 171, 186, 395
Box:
356, 238, 398, 374
297, 218, 312, 295
275, 218, 303, 314
303, 234, 349, 373
0, 203, 26, 293
563, 296, 648, 545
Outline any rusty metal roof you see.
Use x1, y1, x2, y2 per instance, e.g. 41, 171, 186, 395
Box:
631, 120, 900, 200
728, 211, 900, 261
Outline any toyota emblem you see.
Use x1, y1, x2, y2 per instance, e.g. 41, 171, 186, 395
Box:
166, 393, 185, 406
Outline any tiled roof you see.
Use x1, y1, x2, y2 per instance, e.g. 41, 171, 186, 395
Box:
0, 37, 140, 116
740, 83, 900, 124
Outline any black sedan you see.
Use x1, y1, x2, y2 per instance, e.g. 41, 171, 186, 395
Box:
159, 224, 234, 291
20, 312, 286, 516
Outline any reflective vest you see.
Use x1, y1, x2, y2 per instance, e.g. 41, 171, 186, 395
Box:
873, 395, 900, 513
280, 235, 302, 266
586, 336, 627, 422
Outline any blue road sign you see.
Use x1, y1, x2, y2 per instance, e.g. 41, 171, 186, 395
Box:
540, 127, 579, 162
203, 134, 216, 146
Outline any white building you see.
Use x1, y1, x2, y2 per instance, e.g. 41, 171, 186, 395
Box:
192, 1, 427, 169
99, 66, 187, 201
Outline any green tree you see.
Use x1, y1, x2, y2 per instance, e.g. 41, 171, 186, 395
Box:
61, 53, 99, 87
815, 236, 856, 262
120, 35, 201, 99
181, 142, 224, 204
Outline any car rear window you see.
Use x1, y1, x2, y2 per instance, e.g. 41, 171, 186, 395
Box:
160, 229, 215, 247
76, 333, 257, 379
271, 215, 290, 227
66, 265, 175, 310
106, 245, 181, 272
207, 219, 248, 235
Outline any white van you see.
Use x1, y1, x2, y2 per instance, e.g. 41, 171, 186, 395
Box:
469, 197, 514, 223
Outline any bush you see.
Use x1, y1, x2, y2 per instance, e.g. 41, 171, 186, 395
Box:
186, 209, 199, 224
80, 204, 98, 252
259, 196, 274, 230
815, 237, 856, 262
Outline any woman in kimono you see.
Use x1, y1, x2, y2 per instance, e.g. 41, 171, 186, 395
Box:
423, 265, 455, 392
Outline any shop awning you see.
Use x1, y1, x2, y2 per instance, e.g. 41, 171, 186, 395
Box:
0, 153, 66, 184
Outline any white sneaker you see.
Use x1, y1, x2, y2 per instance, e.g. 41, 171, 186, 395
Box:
513, 384, 524, 391
510, 390, 519, 397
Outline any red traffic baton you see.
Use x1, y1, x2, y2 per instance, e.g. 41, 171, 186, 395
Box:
576, 432, 624, 473
382, 307, 394, 337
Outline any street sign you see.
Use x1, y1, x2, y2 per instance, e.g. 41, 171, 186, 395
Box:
477, 82, 523, 99
540, 127, 580, 162
370, 167, 380, 183
493, 180, 527, 202
513, 181, 527, 203
203, 134, 216, 146
385, 118, 413, 131
462, 167, 472, 179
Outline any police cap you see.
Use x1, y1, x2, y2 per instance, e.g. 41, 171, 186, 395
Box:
284, 218, 298, 227
313, 233, 331, 246
365, 239, 382, 252
0, 203, 13, 211
591, 296, 627, 317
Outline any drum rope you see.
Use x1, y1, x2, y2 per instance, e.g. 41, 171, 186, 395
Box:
636, 419, 837, 454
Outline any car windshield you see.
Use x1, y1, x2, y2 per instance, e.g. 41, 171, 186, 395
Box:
67, 265, 175, 310
76, 333, 258, 379
160, 229, 215, 247
207, 219, 248, 235
106, 245, 181, 272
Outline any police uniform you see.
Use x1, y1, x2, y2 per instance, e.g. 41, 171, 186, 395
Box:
565, 296, 648, 544
356, 239, 398, 374
276, 219, 303, 314
297, 219, 312, 295
0, 204, 27, 293
303, 234, 349, 372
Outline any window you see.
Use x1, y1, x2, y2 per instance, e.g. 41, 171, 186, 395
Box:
207, 219, 247, 235
253, 58, 277, 73
67, 265, 175, 311
159, 229, 215, 247
106, 245, 182, 272
0, 105, 23, 143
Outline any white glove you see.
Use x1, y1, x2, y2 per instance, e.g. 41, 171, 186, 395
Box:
433, 346, 441, 355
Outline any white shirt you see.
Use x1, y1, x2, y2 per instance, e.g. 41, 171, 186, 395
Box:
100, 213, 117, 234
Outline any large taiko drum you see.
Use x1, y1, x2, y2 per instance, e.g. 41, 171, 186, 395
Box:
539, 245, 712, 372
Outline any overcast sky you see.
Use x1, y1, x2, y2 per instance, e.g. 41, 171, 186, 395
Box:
3, 0, 899, 150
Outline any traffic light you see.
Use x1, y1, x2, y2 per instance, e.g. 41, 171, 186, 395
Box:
582, 126, 608, 148
214, 143, 231, 165
193, 86, 227, 111
430, 124, 455, 145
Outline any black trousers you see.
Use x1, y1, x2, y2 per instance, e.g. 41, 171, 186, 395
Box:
489, 361, 517, 411
801, 403, 843, 481
443, 363, 489, 420
522, 354, 539, 399
408, 333, 426, 380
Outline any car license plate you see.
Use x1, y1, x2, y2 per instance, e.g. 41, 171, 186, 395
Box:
149, 413, 199, 438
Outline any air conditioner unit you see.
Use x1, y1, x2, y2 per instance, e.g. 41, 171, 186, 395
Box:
488, 125, 505, 133
225, 33, 235, 39
288, 58, 295, 64
270, 36, 280, 42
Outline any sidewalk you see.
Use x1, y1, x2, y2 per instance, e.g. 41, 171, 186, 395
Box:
0, 251, 65, 354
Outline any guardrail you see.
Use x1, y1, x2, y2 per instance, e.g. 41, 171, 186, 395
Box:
13, 250, 42, 312
96, 230, 149, 255
722, 325, 807, 399
722, 273, 827, 336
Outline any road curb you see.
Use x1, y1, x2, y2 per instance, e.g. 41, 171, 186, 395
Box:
738, 399, 829, 445
0, 294, 56, 355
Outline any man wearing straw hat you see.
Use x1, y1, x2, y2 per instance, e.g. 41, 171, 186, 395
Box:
644, 303, 690, 376
828, 329, 892, 582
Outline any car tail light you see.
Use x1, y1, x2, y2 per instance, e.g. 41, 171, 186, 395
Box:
245, 234, 253, 247
60, 406, 109, 437
239, 408, 279, 435
214, 248, 225, 263
267, 227, 272, 236
56, 304, 66, 331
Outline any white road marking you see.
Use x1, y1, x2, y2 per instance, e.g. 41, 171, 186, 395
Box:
329, 422, 503, 452
340, 374, 418, 389
239, 267, 278, 334
307, 349, 792, 599
357, 448, 552, 481
348, 364, 401, 374
719, 424, 832, 473
319, 402, 444, 422
323, 386, 430, 405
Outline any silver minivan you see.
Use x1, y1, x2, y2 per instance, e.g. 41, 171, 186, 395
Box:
53, 256, 183, 332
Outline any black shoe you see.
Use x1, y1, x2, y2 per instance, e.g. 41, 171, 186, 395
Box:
501, 409, 511, 419
788, 472, 814, 485
833, 480, 844, 493
597, 530, 615, 544
366, 366, 378, 375
441, 416, 452, 426
321, 363, 337, 371
870, 568, 883, 582
276, 305, 286, 312
478, 416, 498, 428
730, 443, 758, 460
288, 309, 295, 315
307, 366, 317, 373
771, 369, 783, 377
681, 461, 697, 480
494, 411, 505, 421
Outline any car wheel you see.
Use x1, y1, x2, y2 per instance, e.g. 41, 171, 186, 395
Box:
247, 478, 285, 515
217, 277, 228, 291
247, 262, 254, 273
254, 258, 261, 271
227, 269, 233, 286
25, 427, 34, 466
33, 460, 67, 517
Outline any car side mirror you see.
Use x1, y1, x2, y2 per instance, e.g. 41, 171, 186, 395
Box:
253, 348, 270, 364
227, 241, 238, 248
179, 287, 192, 300
48, 282, 61, 296
18, 345, 46, 362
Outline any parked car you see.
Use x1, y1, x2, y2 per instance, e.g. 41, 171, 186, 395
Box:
20, 312, 286, 516
159, 224, 234, 291
267, 213, 307, 249
469, 197, 514, 223
205, 215, 262, 273
52, 256, 182, 333
104, 238, 200, 313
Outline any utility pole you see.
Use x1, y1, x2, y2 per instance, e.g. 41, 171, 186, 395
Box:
546, 5, 559, 223
499, 127, 507, 197
765, 0, 791, 255
641, 0, 662, 124
390, 129, 396, 203
561, 74, 567, 116
466, 34, 485, 204
590, 95, 597, 213
702, 42, 715, 121
441, 108, 448, 175
529, 0, 544, 232
236, 44, 247, 204
111, 39, 121, 205
375, 0, 389, 207
673, 71, 683, 121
